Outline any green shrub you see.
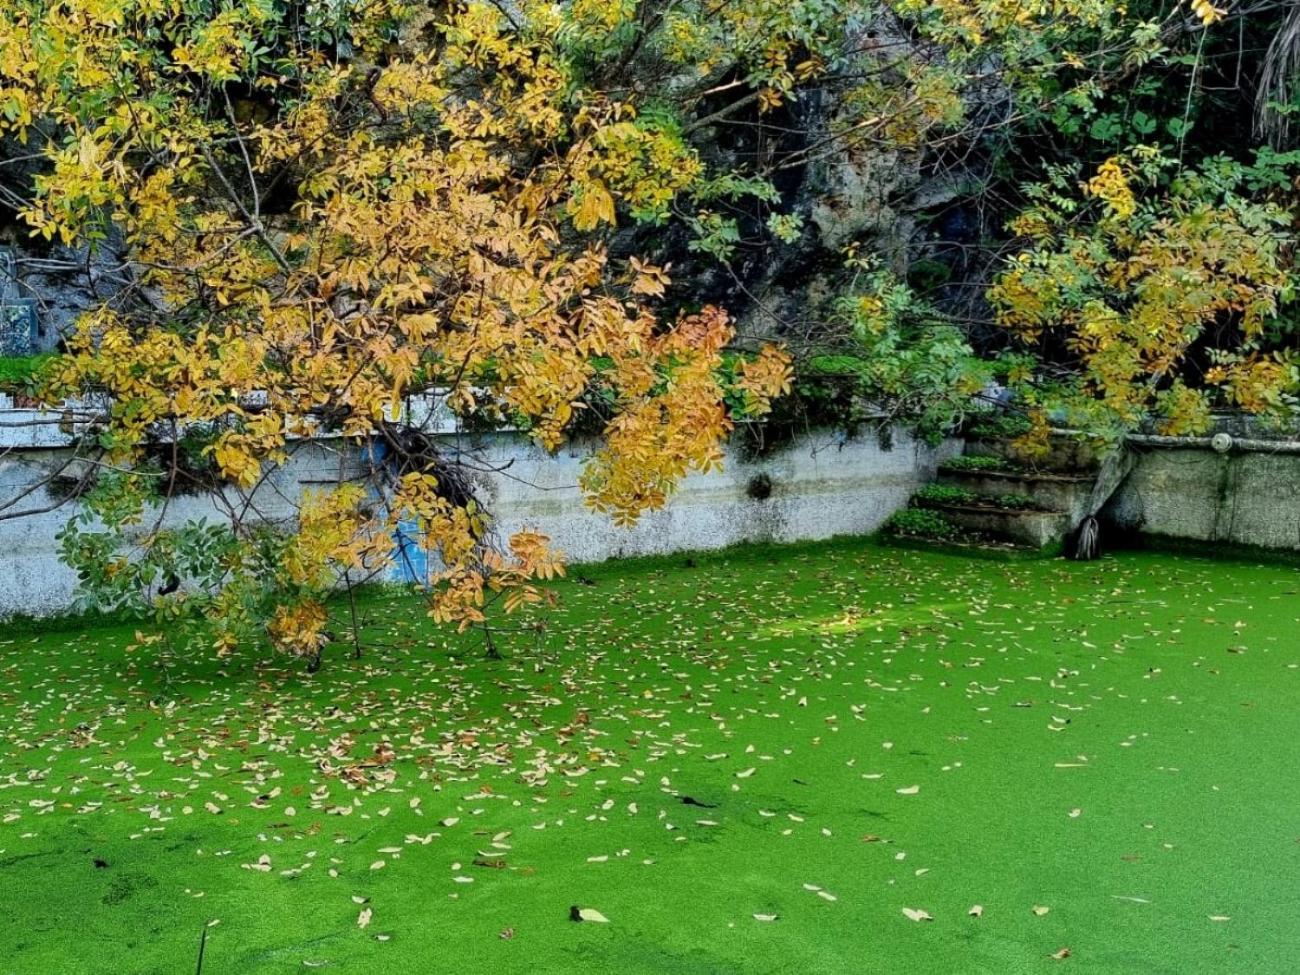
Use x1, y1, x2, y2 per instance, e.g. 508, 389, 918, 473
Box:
885, 507, 961, 539
939, 454, 1011, 472
0, 353, 55, 392
965, 412, 1033, 440
914, 483, 975, 505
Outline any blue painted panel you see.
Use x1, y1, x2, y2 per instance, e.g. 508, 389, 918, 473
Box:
362, 440, 428, 586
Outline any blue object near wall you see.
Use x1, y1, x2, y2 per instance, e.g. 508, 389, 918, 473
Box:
0, 301, 39, 357
362, 440, 429, 586
0, 248, 38, 356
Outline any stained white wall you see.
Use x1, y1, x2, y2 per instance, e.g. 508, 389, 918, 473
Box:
474, 429, 958, 563
0, 427, 957, 618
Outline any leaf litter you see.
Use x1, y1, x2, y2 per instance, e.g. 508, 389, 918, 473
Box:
0, 544, 1295, 971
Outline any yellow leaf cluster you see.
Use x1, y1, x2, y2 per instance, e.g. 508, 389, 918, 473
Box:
993, 150, 1294, 434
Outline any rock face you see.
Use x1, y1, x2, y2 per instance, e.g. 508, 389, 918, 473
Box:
648, 18, 1002, 349
0, 237, 129, 353
811, 146, 917, 253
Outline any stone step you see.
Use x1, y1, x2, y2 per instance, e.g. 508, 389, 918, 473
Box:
963, 432, 1102, 473
918, 500, 1072, 550
936, 468, 1095, 524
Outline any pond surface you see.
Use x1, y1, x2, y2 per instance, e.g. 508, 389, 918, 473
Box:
0, 541, 1296, 973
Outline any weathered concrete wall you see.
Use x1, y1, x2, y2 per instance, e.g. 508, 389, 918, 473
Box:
0, 437, 370, 618
1106, 445, 1300, 551
475, 429, 957, 564
0, 427, 957, 618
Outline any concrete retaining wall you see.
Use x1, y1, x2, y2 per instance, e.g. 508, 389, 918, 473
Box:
0, 426, 958, 618
8, 415, 1294, 620
1106, 444, 1300, 551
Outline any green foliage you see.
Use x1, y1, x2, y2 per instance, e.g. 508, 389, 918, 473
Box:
913, 483, 975, 505
0, 353, 55, 391
686, 211, 744, 261
803, 257, 995, 444
884, 506, 961, 540
965, 411, 1033, 440
994, 147, 1300, 436
765, 211, 805, 244
940, 454, 1012, 473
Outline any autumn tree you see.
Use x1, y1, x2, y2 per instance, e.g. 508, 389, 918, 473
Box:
0, 0, 800, 657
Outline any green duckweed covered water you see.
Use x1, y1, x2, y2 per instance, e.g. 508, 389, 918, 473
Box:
0, 541, 1297, 973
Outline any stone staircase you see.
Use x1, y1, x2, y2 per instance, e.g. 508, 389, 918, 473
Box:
884, 433, 1100, 555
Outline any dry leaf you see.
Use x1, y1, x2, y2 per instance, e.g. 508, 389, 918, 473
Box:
1050, 948, 1071, 960
902, 908, 933, 922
